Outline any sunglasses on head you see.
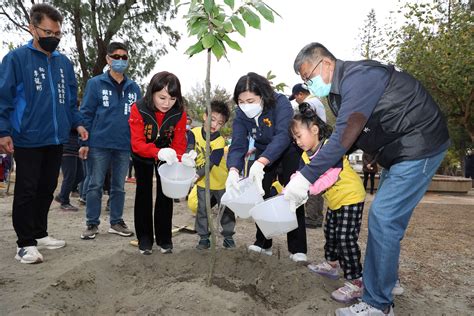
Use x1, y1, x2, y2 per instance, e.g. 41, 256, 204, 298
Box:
108, 54, 128, 60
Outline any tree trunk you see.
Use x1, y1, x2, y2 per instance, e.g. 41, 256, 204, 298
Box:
205, 48, 216, 287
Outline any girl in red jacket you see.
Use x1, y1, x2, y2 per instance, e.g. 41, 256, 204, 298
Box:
129, 71, 193, 255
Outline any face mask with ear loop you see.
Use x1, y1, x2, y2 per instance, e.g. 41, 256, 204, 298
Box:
37, 35, 60, 53
305, 62, 331, 98
239, 102, 263, 119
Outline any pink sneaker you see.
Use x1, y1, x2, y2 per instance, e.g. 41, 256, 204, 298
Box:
331, 279, 363, 303
308, 261, 340, 279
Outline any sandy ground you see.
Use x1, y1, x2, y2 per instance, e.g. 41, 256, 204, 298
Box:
0, 181, 473, 315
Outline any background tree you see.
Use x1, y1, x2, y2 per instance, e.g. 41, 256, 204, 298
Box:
0, 0, 180, 92
390, 0, 473, 174
357, 0, 473, 175
357, 8, 385, 60
175, 0, 278, 285
185, 83, 233, 137
265, 70, 287, 92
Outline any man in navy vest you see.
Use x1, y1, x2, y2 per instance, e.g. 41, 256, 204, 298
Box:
79, 42, 141, 240
284, 43, 450, 316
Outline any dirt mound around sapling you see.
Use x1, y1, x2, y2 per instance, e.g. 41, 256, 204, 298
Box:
20, 248, 342, 315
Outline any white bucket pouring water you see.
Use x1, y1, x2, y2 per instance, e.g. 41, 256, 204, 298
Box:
221, 177, 264, 219
158, 162, 196, 199
249, 195, 298, 239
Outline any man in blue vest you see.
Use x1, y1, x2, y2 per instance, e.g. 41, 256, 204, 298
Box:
0, 4, 87, 264
284, 42, 450, 316
79, 42, 141, 240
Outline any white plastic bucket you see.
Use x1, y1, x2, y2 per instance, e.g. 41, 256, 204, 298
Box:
249, 195, 298, 239
158, 162, 196, 199
221, 177, 264, 219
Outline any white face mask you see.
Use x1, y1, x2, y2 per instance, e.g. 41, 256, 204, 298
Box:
239, 102, 263, 119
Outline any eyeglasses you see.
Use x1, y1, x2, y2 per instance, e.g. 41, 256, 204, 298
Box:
34, 25, 62, 38
108, 54, 128, 60
302, 59, 323, 86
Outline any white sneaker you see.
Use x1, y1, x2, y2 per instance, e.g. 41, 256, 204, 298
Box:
289, 253, 307, 262
15, 246, 43, 264
36, 236, 66, 250
335, 302, 394, 316
248, 245, 272, 256
392, 279, 404, 296
160, 247, 172, 254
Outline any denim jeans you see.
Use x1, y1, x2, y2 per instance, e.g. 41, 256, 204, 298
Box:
362, 150, 446, 310
85, 147, 130, 226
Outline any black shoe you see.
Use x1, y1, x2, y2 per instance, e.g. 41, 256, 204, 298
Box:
139, 248, 152, 255
196, 238, 210, 250
54, 195, 63, 204
60, 203, 79, 212
223, 237, 236, 249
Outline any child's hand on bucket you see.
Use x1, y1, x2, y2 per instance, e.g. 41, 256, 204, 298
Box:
181, 150, 197, 167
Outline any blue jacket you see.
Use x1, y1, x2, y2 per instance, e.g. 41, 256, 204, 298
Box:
0, 40, 81, 147
227, 93, 293, 171
80, 72, 141, 151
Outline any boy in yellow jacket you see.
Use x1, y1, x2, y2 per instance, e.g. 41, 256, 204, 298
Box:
188, 100, 235, 249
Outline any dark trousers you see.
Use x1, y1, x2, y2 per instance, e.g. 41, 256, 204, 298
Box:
254, 145, 307, 254
133, 159, 173, 250
12, 145, 63, 247
305, 194, 324, 225
363, 171, 376, 194
80, 159, 90, 200
72, 157, 84, 192
195, 186, 235, 238
58, 155, 83, 204
128, 159, 134, 178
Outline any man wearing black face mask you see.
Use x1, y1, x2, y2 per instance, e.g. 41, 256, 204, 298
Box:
0, 4, 87, 264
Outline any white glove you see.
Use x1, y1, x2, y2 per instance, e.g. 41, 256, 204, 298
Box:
157, 148, 178, 165
248, 161, 265, 196
181, 150, 197, 168
284, 172, 311, 212
225, 169, 241, 193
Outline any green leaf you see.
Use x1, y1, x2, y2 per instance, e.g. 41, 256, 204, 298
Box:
204, 0, 214, 14
230, 15, 246, 36
202, 33, 216, 49
241, 7, 261, 29
254, 2, 274, 22
224, 0, 234, 10
211, 18, 223, 28
222, 34, 242, 52
185, 41, 205, 57
189, 18, 208, 36
211, 39, 226, 60
223, 21, 233, 33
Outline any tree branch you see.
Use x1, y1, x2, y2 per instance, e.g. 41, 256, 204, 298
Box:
16, 0, 31, 24
71, 0, 89, 87
0, 6, 30, 34
103, 0, 136, 43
